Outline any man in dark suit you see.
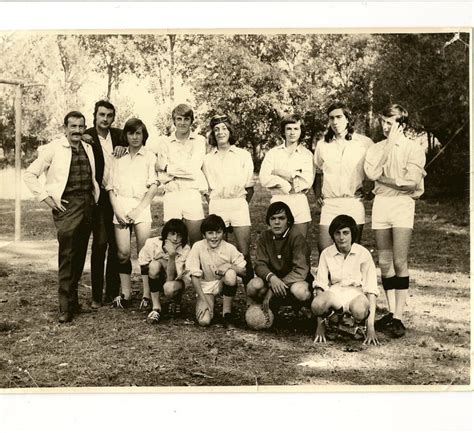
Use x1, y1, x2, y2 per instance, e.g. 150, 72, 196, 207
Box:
83, 100, 125, 307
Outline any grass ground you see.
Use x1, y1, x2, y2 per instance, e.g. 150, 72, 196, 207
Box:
0, 184, 470, 388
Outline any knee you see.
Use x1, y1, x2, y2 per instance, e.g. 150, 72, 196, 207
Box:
223, 269, 237, 286
311, 293, 329, 317
164, 281, 182, 298
378, 249, 394, 276
148, 260, 162, 279
350, 296, 370, 322
290, 281, 311, 302
117, 250, 130, 264
246, 277, 265, 299
393, 258, 408, 275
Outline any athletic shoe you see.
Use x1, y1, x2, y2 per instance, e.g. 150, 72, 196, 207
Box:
147, 309, 161, 324
223, 312, 237, 329
139, 297, 151, 310
58, 311, 73, 323
374, 312, 393, 331
112, 295, 129, 309
388, 318, 406, 338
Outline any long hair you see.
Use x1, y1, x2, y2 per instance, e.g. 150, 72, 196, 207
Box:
208, 114, 237, 147
280, 114, 306, 141
329, 214, 358, 245
381, 104, 409, 129
265, 201, 295, 228
324, 101, 354, 142
121, 118, 149, 146
161, 218, 188, 247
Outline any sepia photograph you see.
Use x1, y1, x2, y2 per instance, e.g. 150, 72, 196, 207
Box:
0, 1, 472, 432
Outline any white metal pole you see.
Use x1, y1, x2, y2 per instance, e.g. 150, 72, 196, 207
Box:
14, 84, 22, 242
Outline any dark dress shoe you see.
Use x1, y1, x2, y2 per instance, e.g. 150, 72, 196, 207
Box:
58, 311, 73, 323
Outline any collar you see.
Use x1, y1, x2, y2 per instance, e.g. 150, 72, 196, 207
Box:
124, 146, 146, 156
272, 227, 290, 240
210, 144, 237, 154
274, 142, 303, 152
331, 243, 356, 257
63, 137, 89, 149
170, 131, 196, 143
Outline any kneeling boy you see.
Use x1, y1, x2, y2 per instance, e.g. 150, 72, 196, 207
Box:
138, 218, 190, 323
312, 214, 379, 345
246, 202, 313, 322
185, 214, 246, 328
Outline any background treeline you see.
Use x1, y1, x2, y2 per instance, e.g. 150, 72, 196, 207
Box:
0, 32, 469, 197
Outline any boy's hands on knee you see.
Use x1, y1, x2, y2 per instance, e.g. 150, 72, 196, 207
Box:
269, 275, 288, 297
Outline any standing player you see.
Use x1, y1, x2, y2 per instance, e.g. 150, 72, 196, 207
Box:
83, 100, 126, 307
155, 104, 207, 245
246, 202, 313, 324
364, 104, 426, 338
259, 114, 314, 238
107, 118, 159, 309
311, 215, 379, 345
313, 102, 374, 253
202, 114, 255, 286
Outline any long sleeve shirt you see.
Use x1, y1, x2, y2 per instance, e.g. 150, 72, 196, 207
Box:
364, 136, 426, 199
314, 132, 373, 198
254, 228, 311, 285
155, 131, 207, 193
314, 243, 379, 296
24, 137, 100, 205
202, 145, 255, 199
259, 143, 314, 195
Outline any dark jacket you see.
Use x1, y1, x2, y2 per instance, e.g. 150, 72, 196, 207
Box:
84, 126, 123, 187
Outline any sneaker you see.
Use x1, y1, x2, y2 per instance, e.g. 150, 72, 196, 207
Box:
139, 297, 151, 310
374, 312, 393, 331
147, 309, 161, 324
58, 311, 73, 323
112, 295, 129, 309
388, 318, 406, 338
223, 312, 237, 329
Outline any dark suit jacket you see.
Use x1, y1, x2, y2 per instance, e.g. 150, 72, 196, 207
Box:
84, 126, 123, 187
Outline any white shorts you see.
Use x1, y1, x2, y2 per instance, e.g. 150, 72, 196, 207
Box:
113, 196, 152, 224
328, 284, 364, 314
320, 197, 365, 226
200, 279, 223, 296
270, 193, 311, 224
209, 197, 251, 227
163, 190, 205, 222
372, 195, 415, 229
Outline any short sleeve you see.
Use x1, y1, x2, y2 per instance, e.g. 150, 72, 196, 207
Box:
185, 242, 204, 278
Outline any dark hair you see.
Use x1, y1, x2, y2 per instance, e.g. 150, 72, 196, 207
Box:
381, 104, 409, 128
122, 118, 149, 146
265, 201, 295, 228
161, 218, 188, 247
329, 214, 358, 245
64, 111, 85, 127
172, 103, 195, 124
209, 114, 237, 147
324, 101, 354, 142
280, 114, 306, 140
200, 214, 226, 235
93, 100, 116, 127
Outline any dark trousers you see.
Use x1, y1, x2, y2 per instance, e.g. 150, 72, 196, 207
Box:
91, 189, 120, 302
52, 192, 94, 313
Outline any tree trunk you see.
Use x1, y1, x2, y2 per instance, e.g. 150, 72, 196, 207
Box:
106, 64, 113, 99
168, 34, 176, 103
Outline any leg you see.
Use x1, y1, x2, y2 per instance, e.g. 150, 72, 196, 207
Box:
149, 260, 166, 312
374, 229, 396, 313
392, 227, 413, 321
318, 225, 333, 255
221, 270, 238, 322
133, 222, 152, 299
349, 294, 370, 323
184, 218, 203, 246
115, 224, 132, 300
289, 281, 312, 303
195, 294, 215, 327
355, 224, 364, 244
232, 225, 254, 286
292, 222, 309, 239
103, 195, 120, 302
246, 277, 268, 305
90, 204, 107, 304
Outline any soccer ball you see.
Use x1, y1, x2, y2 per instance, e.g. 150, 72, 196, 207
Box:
245, 304, 274, 330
